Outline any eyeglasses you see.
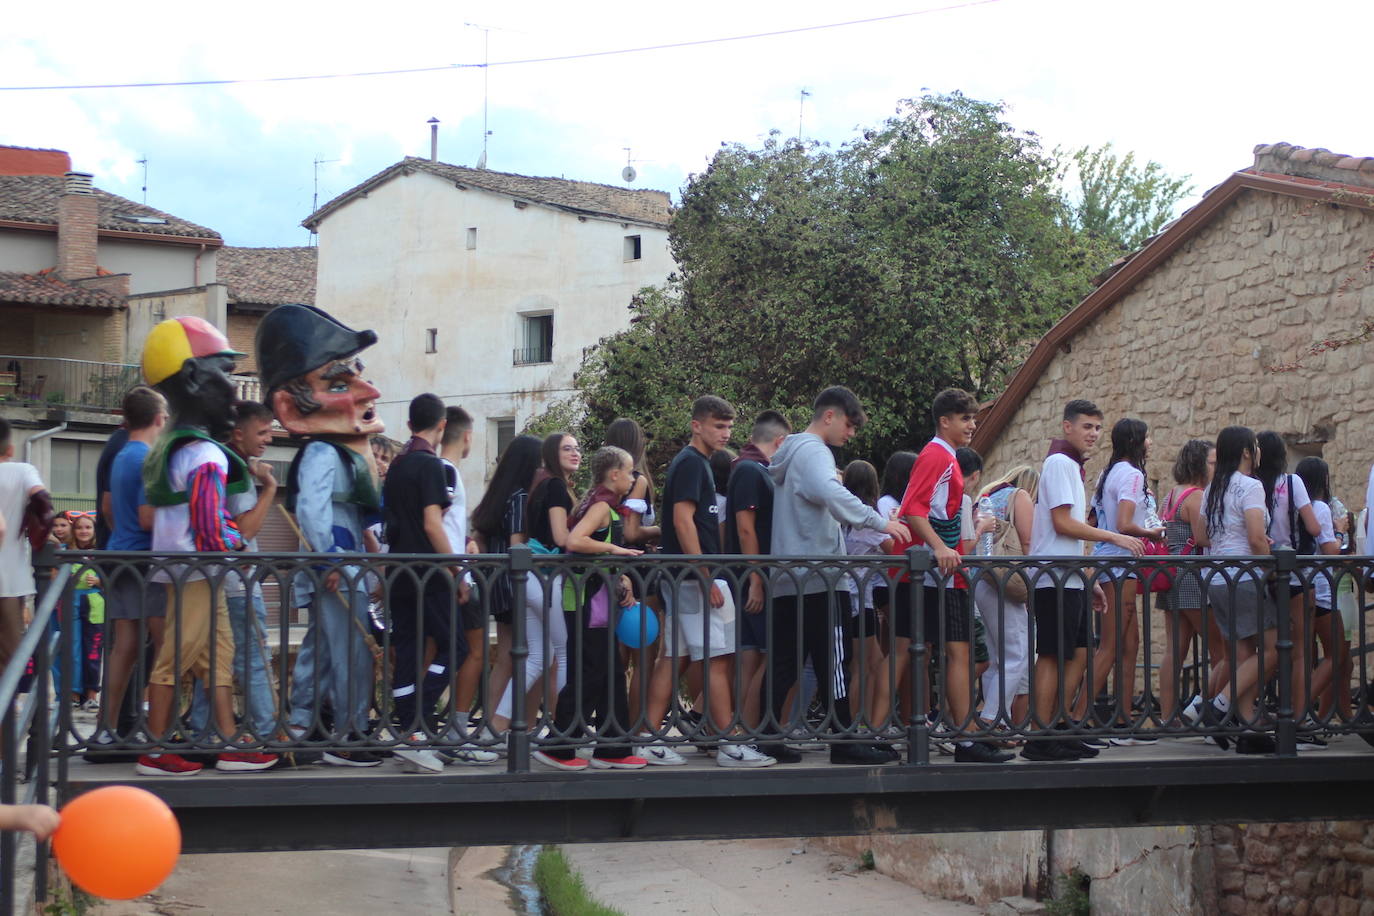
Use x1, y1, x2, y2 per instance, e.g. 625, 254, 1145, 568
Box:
66, 511, 95, 518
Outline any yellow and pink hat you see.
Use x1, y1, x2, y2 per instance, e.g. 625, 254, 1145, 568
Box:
141, 316, 242, 386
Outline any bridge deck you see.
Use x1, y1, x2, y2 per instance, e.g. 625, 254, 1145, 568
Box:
65, 737, 1374, 852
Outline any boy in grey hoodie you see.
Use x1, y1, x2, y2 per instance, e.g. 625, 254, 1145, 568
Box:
764, 386, 910, 765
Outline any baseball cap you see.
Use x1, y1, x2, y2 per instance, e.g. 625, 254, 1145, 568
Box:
142, 316, 243, 386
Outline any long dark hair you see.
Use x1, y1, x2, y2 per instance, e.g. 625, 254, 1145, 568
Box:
529, 431, 576, 502
1255, 430, 1286, 513
472, 435, 542, 538
604, 417, 654, 503
1294, 456, 1330, 505
1205, 426, 1257, 535
843, 460, 880, 509
880, 451, 918, 502
1094, 418, 1149, 511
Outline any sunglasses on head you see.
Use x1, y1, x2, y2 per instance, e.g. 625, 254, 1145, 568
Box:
65, 511, 95, 519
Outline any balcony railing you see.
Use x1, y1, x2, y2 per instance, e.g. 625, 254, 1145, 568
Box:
232, 374, 262, 403
0, 356, 138, 413
512, 344, 553, 366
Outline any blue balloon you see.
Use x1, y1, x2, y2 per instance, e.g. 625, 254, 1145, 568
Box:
616, 603, 660, 648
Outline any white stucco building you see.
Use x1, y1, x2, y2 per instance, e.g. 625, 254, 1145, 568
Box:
304, 156, 674, 502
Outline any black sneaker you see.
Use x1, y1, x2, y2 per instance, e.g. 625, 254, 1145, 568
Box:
323, 749, 385, 767
954, 742, 1013, 763
830, 742, 898, 765
1200, 700, 1231, 751
1071, 740, 1100, 758
1020, 739, 1081, 761
1236, 733, 1277, 755
758, 743, 804, 764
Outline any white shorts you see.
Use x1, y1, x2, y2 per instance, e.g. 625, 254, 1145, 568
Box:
661, 578, 736, 661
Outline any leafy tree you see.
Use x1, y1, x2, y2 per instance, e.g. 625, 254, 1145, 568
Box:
1062, 142, 1193, 252
531, 94, 1160, 475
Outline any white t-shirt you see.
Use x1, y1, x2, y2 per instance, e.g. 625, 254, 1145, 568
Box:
1091, 462, 1144, 558
1267, 474, 1310, 550
877, 494, 901, 522
843, 525, 889, 612
1309, 500, 1339, 608
441, 458, 467, 553
0, 462, 44, 598
152, 441, 230, 582
1202, 473, 1268, 577
1030, 453, 1087, 590
1365, 463, 1374, 555
960, 494, 975, 544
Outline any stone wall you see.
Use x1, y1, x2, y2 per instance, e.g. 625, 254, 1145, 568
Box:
822, 820, 1373, 914
1208, 821, 1374, 916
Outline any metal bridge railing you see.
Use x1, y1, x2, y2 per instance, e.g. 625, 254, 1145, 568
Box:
3, 546, 1373, 909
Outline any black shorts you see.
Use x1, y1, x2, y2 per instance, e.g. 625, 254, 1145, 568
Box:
892, 582, 972, 644
1032, 587, 1091, 658
854, 606, 880, 640
459, 597, 484, 632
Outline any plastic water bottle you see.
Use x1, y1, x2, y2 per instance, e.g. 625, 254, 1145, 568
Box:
1331, 495, 1349, 549
1142, 491, 1163, 531
978, 496, 995, 556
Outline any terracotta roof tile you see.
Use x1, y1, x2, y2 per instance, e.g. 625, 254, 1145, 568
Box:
305, 157, 672, 230
1250, 143, 1374, 190
218, 246, 316, 307
0, 271, 125, 309
0, 175, 220, 239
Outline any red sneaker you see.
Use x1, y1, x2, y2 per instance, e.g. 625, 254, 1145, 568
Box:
216, 751, 279, 772
532, 750, 591, 771
136, 753, 203, 776
588, 754, 649, 770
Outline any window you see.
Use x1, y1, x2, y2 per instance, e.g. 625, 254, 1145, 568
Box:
465, 227, 478, 250
624, 235, 642, 261
495, 419, 516, 459
425, 328, 438, 354
49, 439, 100, 497
514, 314, 553, 365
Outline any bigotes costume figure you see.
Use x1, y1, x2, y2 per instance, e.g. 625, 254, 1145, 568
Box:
257, 304, 384, 755
138, 316, 277, 775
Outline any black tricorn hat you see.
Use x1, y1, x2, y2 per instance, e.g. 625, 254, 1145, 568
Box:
256, 304, 378, 393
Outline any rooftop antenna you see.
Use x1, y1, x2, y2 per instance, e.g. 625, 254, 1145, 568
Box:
621, 148, 644, 183
137, 157, 148, 204
466, 22, 494, 168
310, 155, 340, 246
428, 117, 440, 161
798, 88, 811, 141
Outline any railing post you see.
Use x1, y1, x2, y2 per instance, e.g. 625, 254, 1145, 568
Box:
906, 545, 932, 765
508, 546, 532, 773
1274, 548, 1298, 757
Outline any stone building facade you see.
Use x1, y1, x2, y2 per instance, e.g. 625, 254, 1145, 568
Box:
973, 143, 1374, 508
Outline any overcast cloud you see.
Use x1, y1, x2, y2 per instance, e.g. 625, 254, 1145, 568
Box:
4, 0, 1371, 246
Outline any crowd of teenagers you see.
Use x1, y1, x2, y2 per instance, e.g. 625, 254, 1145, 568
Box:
0, 378, 1369, 778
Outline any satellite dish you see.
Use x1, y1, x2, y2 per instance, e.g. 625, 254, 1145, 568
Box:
622, 165, 637, 183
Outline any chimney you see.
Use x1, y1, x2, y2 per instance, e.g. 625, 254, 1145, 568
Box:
0, 146, 72, 176
428, 117, 440, 162
57, 171, 99, 281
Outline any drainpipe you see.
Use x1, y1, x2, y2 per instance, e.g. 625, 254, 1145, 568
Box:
24, 420, 68, 464
194, 243, 206, 287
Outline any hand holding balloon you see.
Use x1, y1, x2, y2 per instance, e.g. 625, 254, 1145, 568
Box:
0, 803, 60, 841
53, 787, 180, 899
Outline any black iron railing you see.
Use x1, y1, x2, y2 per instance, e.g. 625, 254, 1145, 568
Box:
3, 546, 1373, 909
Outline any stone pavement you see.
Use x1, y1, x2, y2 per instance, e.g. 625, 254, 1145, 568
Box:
560, 837, 981, 915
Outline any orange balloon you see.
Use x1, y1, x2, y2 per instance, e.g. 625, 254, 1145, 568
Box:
53, 786, 181, 899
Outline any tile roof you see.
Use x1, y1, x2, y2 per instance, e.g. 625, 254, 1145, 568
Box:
0, 175, 220, 240
1252, 142, 1374, 189
0, 271, 125, 309
304, 157, 672, 230
218, 246, 317, 307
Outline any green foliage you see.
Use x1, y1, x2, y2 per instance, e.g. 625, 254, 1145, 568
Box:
534, 846, 626, 916
860, 849, 876, 870
1061, 142, 1193, 252
533, 93, 1177, 475
1045, 867, 1091, 916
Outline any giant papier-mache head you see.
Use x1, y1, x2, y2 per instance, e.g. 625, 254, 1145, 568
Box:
255, 304, 384, 443
141, 316, 242, 439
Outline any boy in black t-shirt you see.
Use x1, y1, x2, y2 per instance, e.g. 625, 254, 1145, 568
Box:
725, 410, 792, 731
383, 394, 462, 773
638, 396, 775, 768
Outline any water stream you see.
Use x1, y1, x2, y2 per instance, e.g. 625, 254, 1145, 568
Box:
495, 843, 546, 915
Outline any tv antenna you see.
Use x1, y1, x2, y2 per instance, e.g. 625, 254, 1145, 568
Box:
465, 22, 497, 168
310, 155, 340, 245
136, 157, 148, 203
622, 148, 651, 183
798, 88, 811, 140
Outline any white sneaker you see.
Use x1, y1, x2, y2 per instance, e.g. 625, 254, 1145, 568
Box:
716, 743, 776, 768
637, 742, 687, 766
395, 733, 445, 774
1108, 736, 1158, 747
440, 744, 500, 765
788, 727, 827, 751
1181, 695, 1204, 725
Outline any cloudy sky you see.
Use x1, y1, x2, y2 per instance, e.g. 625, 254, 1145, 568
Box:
4, 0, 1371, 247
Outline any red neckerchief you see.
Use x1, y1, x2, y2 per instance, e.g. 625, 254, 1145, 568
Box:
1047, 438, 1087, 481
572, 485, 624, 526
733, 442, 769, 469
398, 435, 435, 457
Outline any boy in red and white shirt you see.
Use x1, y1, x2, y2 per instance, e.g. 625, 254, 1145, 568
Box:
896, 388, 1010, 764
